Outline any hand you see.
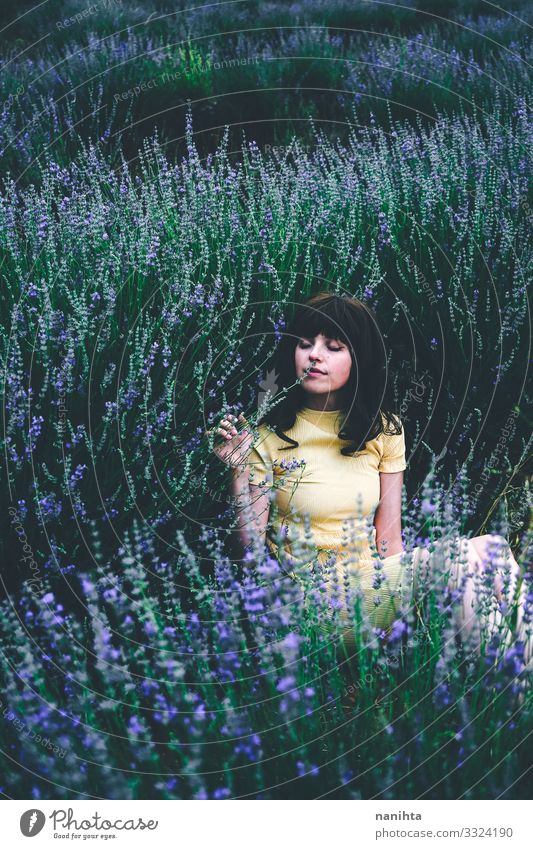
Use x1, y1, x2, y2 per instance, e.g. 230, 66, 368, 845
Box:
208, 412, 253, 469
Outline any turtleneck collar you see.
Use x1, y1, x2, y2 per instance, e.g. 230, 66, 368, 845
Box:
300, 406, 342, 415
297, 406, 346, 429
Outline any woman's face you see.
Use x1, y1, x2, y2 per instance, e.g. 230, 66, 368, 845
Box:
294, 333, 352, 406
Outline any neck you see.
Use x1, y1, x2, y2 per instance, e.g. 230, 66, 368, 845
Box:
301, 391, 345, 412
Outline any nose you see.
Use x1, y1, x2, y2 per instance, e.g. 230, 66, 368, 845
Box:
307, 354, 325, 373
307, 341, 323, 361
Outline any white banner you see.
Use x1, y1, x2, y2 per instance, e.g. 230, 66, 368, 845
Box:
4, 800, 531, 848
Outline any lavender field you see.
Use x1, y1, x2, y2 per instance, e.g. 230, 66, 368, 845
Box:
0, 0, 532, 800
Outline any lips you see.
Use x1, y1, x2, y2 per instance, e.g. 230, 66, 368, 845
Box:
308, 368, 325, 374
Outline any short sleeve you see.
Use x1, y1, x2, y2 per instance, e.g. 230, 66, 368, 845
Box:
378, 419, 407, 473
246, 429, 273, 489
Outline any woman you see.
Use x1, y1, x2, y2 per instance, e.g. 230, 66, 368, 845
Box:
211, 292, 531, 667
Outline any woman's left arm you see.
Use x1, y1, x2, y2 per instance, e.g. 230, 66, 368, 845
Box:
373, 471, 404, 558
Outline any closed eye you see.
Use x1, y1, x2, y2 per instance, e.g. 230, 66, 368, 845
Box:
298, 342, 342, 352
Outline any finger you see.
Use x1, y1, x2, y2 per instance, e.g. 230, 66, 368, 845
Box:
223, 419, 237, 434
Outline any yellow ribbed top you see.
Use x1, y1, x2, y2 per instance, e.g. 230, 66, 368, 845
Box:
246, 406, 407, 566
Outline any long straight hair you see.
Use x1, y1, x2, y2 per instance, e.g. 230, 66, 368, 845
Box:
257, 291, 403, 456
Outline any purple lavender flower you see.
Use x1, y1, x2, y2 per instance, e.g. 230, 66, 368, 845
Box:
127, 716, 146, 736
388, 618, 410, 642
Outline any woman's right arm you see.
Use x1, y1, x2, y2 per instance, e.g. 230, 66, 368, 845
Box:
208, 412, 271, 558
229, 467, 271, 556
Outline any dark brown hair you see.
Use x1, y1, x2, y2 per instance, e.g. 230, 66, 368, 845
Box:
257, 291, 403, 456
